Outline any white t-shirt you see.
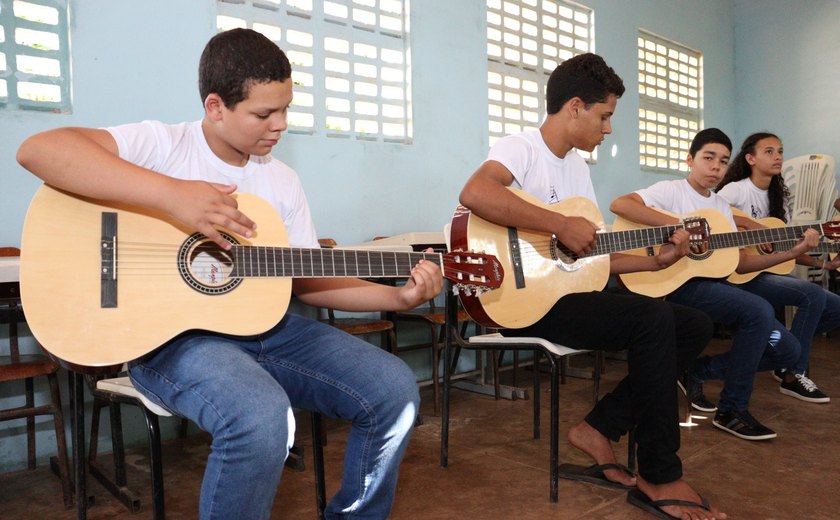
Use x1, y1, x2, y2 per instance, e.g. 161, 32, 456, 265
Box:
107, 120, 319, 248
635, 179, 737, 230
486, 129, 597, 205
717, 178, 790, 222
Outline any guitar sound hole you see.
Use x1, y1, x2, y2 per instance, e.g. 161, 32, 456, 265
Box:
549, 236, 581, 271
177, 232, 243, 295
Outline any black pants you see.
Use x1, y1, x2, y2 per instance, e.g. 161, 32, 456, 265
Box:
503, 289, 712, 484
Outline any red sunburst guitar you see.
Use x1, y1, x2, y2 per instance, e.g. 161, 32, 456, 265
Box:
614, 208, 840, 297
20, 185, 504, 369
449, 188, 711, 329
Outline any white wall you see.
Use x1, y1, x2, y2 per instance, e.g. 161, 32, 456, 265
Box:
2, 0, 737, 471
733, 0, 840, 162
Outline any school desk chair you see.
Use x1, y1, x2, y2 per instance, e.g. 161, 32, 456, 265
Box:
86, 373, 328, 519
0, 246, 73, 508
316, 238, 398, 354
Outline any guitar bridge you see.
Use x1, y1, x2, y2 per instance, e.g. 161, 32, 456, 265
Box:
101, 212, 118, 308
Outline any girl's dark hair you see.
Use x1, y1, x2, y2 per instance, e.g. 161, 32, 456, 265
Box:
198, 28, 292, 108
545, 53, 625, 114
716, 132, 789, 221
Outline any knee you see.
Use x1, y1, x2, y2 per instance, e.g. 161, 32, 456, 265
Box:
365, 358, 420, 427
227, 400, 297, 462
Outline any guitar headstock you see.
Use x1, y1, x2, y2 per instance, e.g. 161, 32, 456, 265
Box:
442, 251, 504, 295
820, 221, 840, 240
682, 216, 711, 255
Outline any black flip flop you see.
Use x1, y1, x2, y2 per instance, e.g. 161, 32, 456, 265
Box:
557, 462, 636, 490
626, 487, 712, 519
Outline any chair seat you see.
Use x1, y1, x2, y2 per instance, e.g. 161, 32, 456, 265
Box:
0, 354, 59, 382
96, 376, 172, 417
468, 333, 590, 358
321, 317, 394, 336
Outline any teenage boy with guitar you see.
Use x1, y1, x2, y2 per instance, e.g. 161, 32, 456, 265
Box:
17, 28, 442, 520
459, 53, 725, 520
611, 128, 816, 444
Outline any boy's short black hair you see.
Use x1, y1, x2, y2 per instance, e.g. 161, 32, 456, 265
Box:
545, 53, 625, 114
198, 28, 292, 108
689, 128, 733, 156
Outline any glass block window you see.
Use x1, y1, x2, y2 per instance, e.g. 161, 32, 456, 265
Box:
217, 0, 411, 143
0, 0, 71, 112
638, 30, 702, 174
487, 0, 593, 151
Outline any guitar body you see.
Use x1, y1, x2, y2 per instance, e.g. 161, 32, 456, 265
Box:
727, 209, 794, 284
451, 188, 609, 329
613, 208, 739, 298
20, 185, 291, 368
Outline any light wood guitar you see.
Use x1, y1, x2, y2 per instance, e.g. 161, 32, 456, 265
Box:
449, 188, 710, 328
614, 208, 840, 297
727, 208, 797, 283
20, 185, 503, 369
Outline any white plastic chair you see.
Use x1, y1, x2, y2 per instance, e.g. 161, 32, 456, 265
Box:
782, 154, 837, 288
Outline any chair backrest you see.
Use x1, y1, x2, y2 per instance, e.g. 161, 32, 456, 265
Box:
781, 154, 837, 224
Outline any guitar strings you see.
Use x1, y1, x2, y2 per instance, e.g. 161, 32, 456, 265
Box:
105, 241, 501, 282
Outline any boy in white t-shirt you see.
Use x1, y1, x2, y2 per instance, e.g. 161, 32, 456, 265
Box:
17, 28, 441, 520
461, 53, 725, 520
611, 128, 817, 443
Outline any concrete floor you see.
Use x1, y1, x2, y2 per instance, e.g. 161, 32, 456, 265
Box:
2, 334, 839, 519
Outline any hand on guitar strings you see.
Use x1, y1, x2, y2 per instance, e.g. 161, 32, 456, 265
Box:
166, 180, 257, 250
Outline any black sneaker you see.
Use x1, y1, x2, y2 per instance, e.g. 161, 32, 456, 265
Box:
677, 377, 717, 413
772, 369, 785, 383
713, 409, 777, 441
779, 373, 830, 403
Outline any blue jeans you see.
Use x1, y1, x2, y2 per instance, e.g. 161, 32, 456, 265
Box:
665, 279, 800, 412
741, 273, 840, 374
129, 314, 420, 520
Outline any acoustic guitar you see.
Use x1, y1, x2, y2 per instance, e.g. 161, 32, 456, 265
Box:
449, 188, 710, 329
20, 185, 503, 368
614, 207, 840, 297
727, 208, 840, 283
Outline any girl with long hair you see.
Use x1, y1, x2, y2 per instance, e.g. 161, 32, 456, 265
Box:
716, 132, 840, 403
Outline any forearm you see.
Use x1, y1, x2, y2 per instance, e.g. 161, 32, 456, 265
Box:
736, 248, 801, 273
609, 252, 670, 274
460, 172, 565, 234
293, 278, 410, 311
610, 193, 678, 227
17, 127, 175, 211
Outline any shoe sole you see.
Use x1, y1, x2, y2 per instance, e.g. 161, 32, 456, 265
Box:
712, 420, 777, 441
676, 380, 717, 413
779, 386, 831, 403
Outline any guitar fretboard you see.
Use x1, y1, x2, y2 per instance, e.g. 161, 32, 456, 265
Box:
710, 224, 823, 250
557, 224, 687, 259
230, 246, 440, 278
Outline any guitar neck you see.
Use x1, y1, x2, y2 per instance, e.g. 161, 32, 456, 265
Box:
565, 223, 687, 258
710, 223, 823, 250
230, 246, 440, 278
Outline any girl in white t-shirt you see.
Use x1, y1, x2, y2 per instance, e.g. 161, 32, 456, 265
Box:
716, 132, 840, 403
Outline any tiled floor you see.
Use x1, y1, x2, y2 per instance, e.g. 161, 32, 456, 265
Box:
2, 334, 839, 519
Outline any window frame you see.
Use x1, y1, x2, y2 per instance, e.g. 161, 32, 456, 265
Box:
217, 0, 412, 144
637, 29, 703, 175
0, 0, 71, 113
486, 0, 594, 159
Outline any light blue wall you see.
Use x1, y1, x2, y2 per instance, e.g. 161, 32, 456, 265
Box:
2, 0, 737, 471
733, 0, 840, 160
